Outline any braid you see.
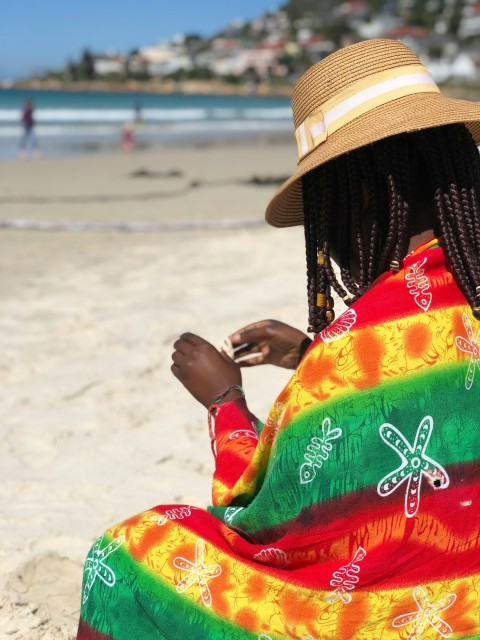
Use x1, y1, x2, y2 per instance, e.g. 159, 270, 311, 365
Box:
417, 126, 480, 315
445, 126, 480, 261
358, 146, 384, 283
302, 168, 323, 332
302, 123, 480, 332
303, 160, 354, 333
348, 153, 370, 292
336, 156, 360, 295
374, 137, 414, 274
390, 137, 413, 269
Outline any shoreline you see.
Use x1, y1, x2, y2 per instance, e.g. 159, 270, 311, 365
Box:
10, 78, 294, 98
0, 128, 294, 162
9, 78, 480, 101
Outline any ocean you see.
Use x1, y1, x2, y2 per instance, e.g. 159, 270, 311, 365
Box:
0, 88, 293, 158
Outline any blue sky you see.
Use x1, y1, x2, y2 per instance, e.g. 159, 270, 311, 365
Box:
0, 1, 280, 80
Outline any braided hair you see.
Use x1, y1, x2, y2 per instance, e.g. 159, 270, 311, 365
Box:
302, 124, 480, 334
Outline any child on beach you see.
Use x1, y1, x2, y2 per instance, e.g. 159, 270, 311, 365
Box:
121, 122, 134, 153
77, 39, 480, 640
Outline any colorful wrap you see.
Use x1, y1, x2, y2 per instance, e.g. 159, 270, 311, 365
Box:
77, 239, 480, 640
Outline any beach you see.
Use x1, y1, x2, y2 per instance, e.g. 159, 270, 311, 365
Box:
0, 141, 314, 638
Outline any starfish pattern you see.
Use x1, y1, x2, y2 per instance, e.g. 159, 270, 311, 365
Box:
173, 538, 222, 607
82, 534, 125, 605
455, 312, 480, 390
377, 415, 449, 518
392, 586, 457, 639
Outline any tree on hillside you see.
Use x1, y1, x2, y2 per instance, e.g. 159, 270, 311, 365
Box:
65, 58, 79, 81
79, 48, 95, 80
281, 0, 336, 23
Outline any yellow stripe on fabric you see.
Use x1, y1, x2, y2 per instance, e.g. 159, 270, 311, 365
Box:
277, 303, 467, 424
295, 64, 440, 160
108, 512, 480, 640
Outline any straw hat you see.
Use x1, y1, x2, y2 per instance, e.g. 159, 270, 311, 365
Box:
266, 39, 480, 227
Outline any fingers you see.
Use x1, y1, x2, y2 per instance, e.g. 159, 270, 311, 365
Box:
236, 354, 265, 367
179, 332, 203, 344
171, 350, 184, 365
173, 332, 211, 355
229, 320, 272, 346
231, 343, 264, 361
174, 332, 204, 348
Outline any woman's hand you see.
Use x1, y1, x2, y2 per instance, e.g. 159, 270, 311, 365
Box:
228, 320, 311, 369
171, 332, 242, 408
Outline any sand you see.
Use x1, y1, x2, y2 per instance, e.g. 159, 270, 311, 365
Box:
0, 141, 314, 638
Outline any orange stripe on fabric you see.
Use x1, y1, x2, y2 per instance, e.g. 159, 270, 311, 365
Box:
278, 305, 468, 422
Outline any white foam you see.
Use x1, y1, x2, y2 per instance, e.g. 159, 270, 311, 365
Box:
243, 107, 292, 119
0, 106, 292, 124
0, 119, 292, 138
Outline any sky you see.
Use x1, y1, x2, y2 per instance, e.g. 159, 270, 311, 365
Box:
0, 1, 280, 80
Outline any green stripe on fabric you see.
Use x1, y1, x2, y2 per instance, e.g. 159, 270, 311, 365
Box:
80, 536, 259, 640
226, 360, 479, 534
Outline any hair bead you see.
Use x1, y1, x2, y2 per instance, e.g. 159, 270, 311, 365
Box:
390, 259, 401, 273
316, 293, 327, 307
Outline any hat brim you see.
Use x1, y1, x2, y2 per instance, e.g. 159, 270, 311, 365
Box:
265, 92, 480, 227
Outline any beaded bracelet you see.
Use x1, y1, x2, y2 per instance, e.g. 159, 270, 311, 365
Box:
212, 384, 244, 404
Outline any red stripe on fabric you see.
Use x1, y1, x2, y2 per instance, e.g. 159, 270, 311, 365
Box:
145, 465, 480, 593
214, 446, 257, 487
255, 461, 480, 544
306, 245, 465, 350
76, 620, 114, 640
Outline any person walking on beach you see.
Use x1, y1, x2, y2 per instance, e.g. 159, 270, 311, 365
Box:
134, 100, 143, 125
76, 39, 480, 639
18, 99, 39, 158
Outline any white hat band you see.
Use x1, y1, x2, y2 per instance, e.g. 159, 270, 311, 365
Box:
295, 64, 440, 161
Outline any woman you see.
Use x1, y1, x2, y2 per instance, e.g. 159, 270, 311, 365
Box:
77, 40, 480, 639
18, 99, 39, 158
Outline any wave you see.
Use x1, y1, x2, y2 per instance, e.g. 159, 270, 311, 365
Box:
0, 106, 292, 124
0, 108, 207, 123
0, 119, 292, 138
